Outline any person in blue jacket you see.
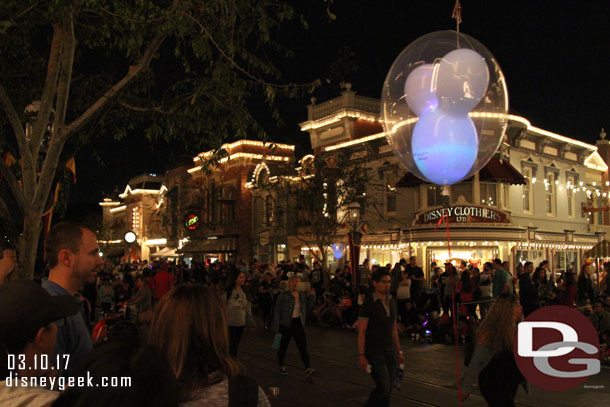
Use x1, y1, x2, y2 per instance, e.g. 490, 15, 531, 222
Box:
272, 273, 316, 377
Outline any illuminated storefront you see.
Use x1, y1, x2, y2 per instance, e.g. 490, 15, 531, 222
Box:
299, 88, 606, 280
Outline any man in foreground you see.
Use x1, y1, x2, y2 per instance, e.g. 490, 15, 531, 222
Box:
358, 269, 404, 407
42, 222, 103, 374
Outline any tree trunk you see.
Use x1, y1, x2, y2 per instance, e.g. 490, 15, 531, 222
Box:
18, 211, 42, 280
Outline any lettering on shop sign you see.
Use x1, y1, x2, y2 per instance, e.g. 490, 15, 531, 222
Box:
415, 205, 511, 225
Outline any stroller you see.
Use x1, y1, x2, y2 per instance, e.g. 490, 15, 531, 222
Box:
91, 303, 138, 344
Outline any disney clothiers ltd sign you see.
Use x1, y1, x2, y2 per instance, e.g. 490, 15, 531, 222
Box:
415, 205, 511, 225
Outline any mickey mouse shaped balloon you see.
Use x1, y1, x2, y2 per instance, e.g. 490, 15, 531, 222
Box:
382, 31, 508, 186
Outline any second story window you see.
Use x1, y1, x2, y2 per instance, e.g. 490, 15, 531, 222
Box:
451, 182, 472, 204
265, 195, 274, 226
480, 182, 497, 207
522, 167, 533, 213
544, 172, 557, 216
221, 186, 236, 225
502, 183, 510, 209
427, 185, 443, 207
385, 174, 398, 213
566, 175, 576, 217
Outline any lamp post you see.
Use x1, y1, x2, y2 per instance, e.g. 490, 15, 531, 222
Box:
124, 231, 137, 264
347, 202, 362, 296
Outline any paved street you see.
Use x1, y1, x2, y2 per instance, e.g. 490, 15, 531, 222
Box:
237, 323, 610, 407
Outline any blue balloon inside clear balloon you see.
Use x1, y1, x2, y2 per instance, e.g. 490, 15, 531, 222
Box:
411, 110, 478, 185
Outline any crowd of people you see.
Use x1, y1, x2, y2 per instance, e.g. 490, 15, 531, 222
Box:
2, 224, 610, 407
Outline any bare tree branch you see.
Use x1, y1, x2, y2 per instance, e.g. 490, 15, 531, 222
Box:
0, 83, 36, 203
117, 99, 171, 115
0, 84, 27, 147
52, 12, 76, 134
30, 22, 63, 157
0, 158, 27, 213
179, 12, 316, 90
11, 1, 43, 22
65, 30, 167, 137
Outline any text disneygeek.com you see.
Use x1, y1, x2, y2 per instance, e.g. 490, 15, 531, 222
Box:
5, 372, 132, 391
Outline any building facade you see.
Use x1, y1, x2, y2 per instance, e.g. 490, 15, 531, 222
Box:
101, 89, 610, 278
99, 173, 168, 261
294, 88, 609, 279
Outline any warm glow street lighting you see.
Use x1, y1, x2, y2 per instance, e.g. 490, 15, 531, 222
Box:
124, 231, 137, 244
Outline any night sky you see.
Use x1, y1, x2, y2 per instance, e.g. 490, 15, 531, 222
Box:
68, 0, 610, 213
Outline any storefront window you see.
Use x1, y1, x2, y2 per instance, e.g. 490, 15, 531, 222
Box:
553, 251, 577, 274
516, 250, 545, 265
427, 246, 496, 270
451, 182, 472, 204
480, 182, 497, 207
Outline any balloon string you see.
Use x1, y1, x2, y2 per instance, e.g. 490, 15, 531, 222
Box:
452, 0, 462, 47
446, 214, 463, 407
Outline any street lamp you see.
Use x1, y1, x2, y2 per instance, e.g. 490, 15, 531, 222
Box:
124, 231, 137, 264
347, 202, 363, 296
347, 202, 361, 229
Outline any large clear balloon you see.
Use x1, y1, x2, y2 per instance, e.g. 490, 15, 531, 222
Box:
382, 31, 508, 186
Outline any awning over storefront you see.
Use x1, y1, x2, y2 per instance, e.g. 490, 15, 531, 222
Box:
178, 237, 236, 253
585, 239, 610, 258
478, 157, 527, 185
150, 247, 179, 258
395, 157, 527, 188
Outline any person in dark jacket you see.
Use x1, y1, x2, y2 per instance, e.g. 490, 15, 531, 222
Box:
518, 262, 538, 316
577, 263, 595, 305
272, 273, 316, 377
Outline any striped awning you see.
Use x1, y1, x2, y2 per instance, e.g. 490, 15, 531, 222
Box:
584, 240, 610, 258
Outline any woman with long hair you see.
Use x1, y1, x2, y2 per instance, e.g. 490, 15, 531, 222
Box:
559, 271, 577, 307
149, 284, 270, 407
458, 269, 477, 317
460, 294, 525, 406
52, 337, 179, 407
533, 267, 555, 307
225, 270, 255, 357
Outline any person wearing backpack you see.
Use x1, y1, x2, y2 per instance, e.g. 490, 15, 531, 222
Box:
149, 284, 270, 407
